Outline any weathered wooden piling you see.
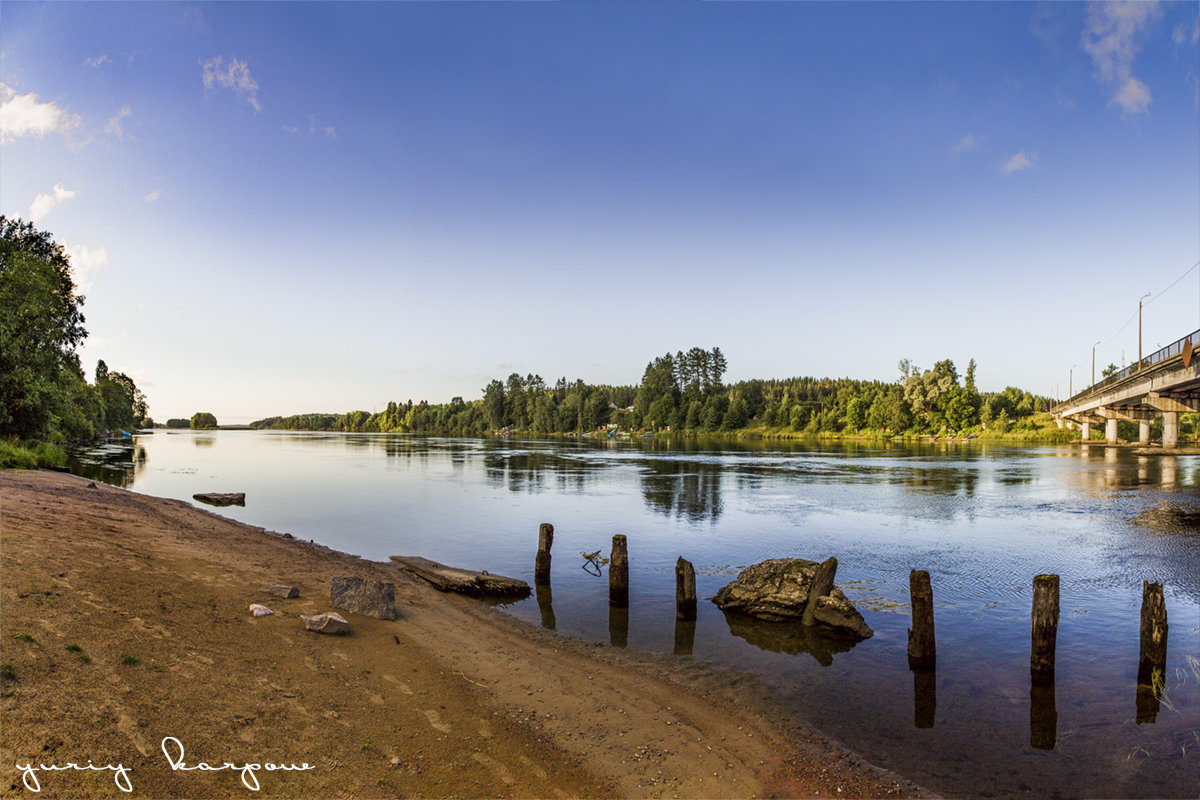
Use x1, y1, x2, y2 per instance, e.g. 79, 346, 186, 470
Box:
801, 556, 837, 627
675, 556, 697, 621
1136, 659, 1163, 724
534, 522, 554, 585
609, 534, 629, 607
1139, 580, 1168, 667
907, 569, 936, 668
1030, 574, 1060, 673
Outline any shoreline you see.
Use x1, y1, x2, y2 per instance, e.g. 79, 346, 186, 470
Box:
0, 469, 923, 799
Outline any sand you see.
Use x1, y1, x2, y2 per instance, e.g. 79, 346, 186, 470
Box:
0, 470, 923, 799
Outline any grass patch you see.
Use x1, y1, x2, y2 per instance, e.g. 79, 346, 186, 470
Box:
0, 440, 66, 469
120, 653, 140, 666
14, 632, 38, 645
65, 643, 82, 652
0, 663, 16, 681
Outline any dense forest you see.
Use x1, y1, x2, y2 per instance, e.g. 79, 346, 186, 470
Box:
251, 346, 1068, 439
0, 217, 148, 466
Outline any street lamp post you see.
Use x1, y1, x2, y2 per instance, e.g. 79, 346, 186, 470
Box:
1092, 340, 1101, 385
1138, 292, 1151, 369
1070, 364, 1077, 397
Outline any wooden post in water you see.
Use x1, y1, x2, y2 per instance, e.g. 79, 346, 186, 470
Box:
534, 522, 554, 585
1139, 581, 1168, 667
1030, 574, 1060, 673
675, 556, 697, 621
536, 583, 556, 631
801, 556, 837, 627
609, 534, 629, 607
1030, 670, 1057, 750
907, 569, 936, 669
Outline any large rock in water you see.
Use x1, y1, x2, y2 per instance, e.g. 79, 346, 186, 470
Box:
330, 576, 398, 620
712, 558, 872, 639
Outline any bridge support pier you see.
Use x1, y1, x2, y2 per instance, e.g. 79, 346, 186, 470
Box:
1163, 412, 1178, 449
1139, 420, 1150, 445
1106, 418, 1119, 445
1081, 422, 1091, 441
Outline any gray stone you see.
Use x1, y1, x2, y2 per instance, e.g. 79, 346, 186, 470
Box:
812, 588, 874, 639
301, 612, 351, 635
711, 558, 820, 621
330, 576, 398, 620
249, 603, 274, 617
263, 584, 300, 599
712, 558, 872, 639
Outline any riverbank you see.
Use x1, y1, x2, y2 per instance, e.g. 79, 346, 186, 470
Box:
0, 469, 921, 799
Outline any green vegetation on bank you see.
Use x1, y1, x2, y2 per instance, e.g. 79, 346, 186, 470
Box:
253, 346, 1186, 442
1, 217, 148, 466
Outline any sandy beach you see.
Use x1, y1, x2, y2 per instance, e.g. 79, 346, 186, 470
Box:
0, 470, 922, 799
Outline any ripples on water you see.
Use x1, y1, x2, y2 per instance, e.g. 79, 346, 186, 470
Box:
71, 433, 1200, 798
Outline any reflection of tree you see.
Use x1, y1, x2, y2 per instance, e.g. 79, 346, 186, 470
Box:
640, 460, 723, 522
479, 445, 598, 495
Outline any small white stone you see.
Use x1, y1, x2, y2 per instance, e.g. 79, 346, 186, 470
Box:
249, 603, 274, 617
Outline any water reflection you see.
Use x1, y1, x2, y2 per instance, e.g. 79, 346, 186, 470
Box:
1030, 670, 1057, 750
641, 460, 723, 522
536, 584, 556, 631
609, 605, 628, 648
673, 618, 696, 656
720, 610, 859, 666
1136, 660, 1165, 724
912, 667, 936, 729
65, 440, 144, 487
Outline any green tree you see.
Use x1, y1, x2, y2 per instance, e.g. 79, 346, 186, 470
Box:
190, 412, 218, 429
845, 396, 866, 430
0, 218, 90, 440
94, 360, 147, 433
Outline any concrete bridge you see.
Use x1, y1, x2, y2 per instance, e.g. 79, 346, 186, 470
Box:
1052, 328, 1199, 448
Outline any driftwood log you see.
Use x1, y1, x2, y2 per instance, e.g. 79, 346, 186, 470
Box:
390, 556, 530, 598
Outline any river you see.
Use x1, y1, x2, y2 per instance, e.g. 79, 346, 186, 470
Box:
69, 431, 1200, 798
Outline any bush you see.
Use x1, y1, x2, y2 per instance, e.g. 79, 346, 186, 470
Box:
0, 440, 66, 469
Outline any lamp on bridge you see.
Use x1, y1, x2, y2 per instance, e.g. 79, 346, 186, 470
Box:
1069, 364, 1077, 396
1092, 340, 1101, 386
1138, 292, 1151, 369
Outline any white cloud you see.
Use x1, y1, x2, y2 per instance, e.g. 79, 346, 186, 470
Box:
64, 243, 109, 294
951, 133, 980, 156
105, 105, 132, 139
1081, 1, 1162, 114
145, 189, 161, 202
1001, 151, 1037, 175
1111, 76, 1152, 114
84, 54, 112, 69
308, 114, 337, 139
201, 56, 260, 111
1173, 18, 1200, 45
0, 83, 82, 144
282, 124, 300, 134
28, 183, 79, 223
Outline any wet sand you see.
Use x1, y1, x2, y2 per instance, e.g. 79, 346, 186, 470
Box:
0, 470, 923, 798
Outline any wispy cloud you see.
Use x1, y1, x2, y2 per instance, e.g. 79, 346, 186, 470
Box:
64, 243, 109, 294
201, 56, 260, 111
1081, 1, 1162, 115
309, 114, 337, 139
28, 183, 79, 223
0, 83, 82, 144
951, 133, 980, 157
1001, 151, 1037, 175
105, 105, 132, 139
1173, 17, 1200, 45
145, 189, 161, 203
84, 54, 112, 70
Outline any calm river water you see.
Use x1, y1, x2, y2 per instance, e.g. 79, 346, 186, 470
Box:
70, 431, 1200, 798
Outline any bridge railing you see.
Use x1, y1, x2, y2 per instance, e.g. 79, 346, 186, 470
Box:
1055, 327, 1199, 412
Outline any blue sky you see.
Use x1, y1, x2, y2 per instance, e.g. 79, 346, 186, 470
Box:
2, 1, 1197, 423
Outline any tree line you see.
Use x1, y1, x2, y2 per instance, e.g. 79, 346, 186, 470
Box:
1, 217, 148, 457
251, 346, 1057, 438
